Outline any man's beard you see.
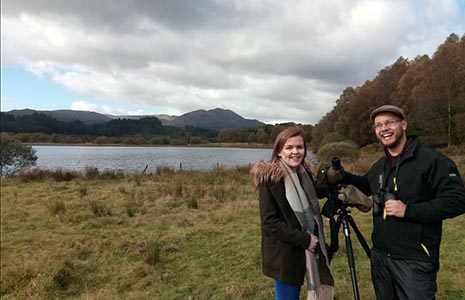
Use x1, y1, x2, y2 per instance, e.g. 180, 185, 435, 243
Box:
379, 128, 406, 150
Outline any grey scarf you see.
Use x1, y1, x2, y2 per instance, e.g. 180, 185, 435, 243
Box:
279, 160, 334, 300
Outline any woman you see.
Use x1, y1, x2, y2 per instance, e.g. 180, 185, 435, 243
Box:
251, 127, 334, 300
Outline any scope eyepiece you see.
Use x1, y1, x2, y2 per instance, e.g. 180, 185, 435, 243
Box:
331, 156, 341, 170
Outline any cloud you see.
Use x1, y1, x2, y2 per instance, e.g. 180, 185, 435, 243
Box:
70, 100, 98, 112
2, 0, 465, 124
71, 100, 145, 116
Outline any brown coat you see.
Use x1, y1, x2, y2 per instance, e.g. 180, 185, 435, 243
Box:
251, 161, 332, 286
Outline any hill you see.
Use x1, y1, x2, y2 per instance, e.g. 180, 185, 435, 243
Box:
164, 108, 264, 130
4, 108, 264, 130
6, 109, 112, 125
109, 114, 177, 122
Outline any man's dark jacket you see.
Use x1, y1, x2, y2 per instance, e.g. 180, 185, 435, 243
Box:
345, 136, 465, 267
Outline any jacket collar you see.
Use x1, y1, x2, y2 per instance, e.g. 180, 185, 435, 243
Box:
399, 135, 419, 163
382, 135, 419, 165
250, 160, 313, 189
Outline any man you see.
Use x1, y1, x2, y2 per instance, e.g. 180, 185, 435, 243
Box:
343, 104, 465, 300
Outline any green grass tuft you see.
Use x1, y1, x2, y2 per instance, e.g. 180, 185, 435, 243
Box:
145, 241, 162, 266
48, 198, 66, 215
89, 199, 112, 217
53, 260, 75, 290
187, 196, 199, 209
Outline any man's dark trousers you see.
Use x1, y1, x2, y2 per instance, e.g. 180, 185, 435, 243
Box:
371, 248, 437, 300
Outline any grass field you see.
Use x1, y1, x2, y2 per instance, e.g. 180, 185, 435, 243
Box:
1, 157, 464, 299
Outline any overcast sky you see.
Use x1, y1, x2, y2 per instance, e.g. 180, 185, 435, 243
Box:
2, 0, 465, 124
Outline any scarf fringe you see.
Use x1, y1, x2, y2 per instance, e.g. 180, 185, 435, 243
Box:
306, 285, 335, 300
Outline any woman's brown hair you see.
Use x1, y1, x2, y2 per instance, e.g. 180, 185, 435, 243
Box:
271, 126, 307, 164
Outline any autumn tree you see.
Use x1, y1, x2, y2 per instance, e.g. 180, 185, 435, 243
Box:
256, 128, 269, 144
311, 33, 465, 148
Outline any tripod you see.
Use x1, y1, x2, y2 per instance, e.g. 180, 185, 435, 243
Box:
327, 202, 371, 300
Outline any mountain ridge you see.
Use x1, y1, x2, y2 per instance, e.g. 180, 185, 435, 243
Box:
6, 109, 113, 125
4, 108, 265, 130
163, 108, 264, 130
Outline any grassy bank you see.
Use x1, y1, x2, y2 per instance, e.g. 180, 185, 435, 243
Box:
1, 161, 464, 299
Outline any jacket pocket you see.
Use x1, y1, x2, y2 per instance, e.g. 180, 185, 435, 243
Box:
385, 220, 422, 256
262, 238, 281, 272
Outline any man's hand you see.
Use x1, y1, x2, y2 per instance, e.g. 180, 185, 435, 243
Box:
384, 199, 406, 218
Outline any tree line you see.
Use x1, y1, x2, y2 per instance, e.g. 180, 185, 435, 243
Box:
0, 113, 218, 144
217, 124, 313, 145
311, 33, 465, 149
1, 112, 312, 146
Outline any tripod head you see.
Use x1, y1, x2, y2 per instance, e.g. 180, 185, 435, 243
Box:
318, 157, 371, 218
318, 156, 346, 218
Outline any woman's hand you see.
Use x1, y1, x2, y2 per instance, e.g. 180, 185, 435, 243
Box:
307, 234, 319, 252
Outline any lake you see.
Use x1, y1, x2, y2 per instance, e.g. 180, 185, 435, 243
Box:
33, 145, 274, 173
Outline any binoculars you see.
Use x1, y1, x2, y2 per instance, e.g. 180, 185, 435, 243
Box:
373, 188, 396, 215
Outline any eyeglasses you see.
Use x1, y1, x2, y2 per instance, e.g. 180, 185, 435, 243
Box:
373, 119, 401, 130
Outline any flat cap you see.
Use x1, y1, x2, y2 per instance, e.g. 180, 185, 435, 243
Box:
370, 105, 406, 122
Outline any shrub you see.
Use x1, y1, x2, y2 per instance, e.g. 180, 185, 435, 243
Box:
18, 168, 47, 181
170, 139, 185, 145
1, 263, 36, 295
94, 136, 111, 145
187, 196, 198, 209
156, 165, 176, 175
84, 167, 99, 179
48, 199, 67, 215
0, 133, 38, 177
53, 260, 75, 290
89, 200, 112, 217
145, 241, 161, 266
344, 157, 375, 175
78, 186, 88, 197
214, 163, 227, 173
100, 169, 125, 179
440, 145, 465, 156
161, 137, 170, 145
17, 168, 81, 181
189, 137, 203, 144
126, 206, 137, 217
319, 132, 348, 148
317, 141, 360, 162
133, 174, 142, 186
193, 184, 206, 198
50, 169, 79, 181
124, 188, 145, 217
235, 164, 252, 174
148, 136, 162, 145
213, 186, 226, 201
174, 179, 183, 198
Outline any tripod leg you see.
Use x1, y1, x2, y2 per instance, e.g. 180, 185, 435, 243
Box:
328, 216, 342, 262
348, 215, 371, 258
342, 217, 361, 300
